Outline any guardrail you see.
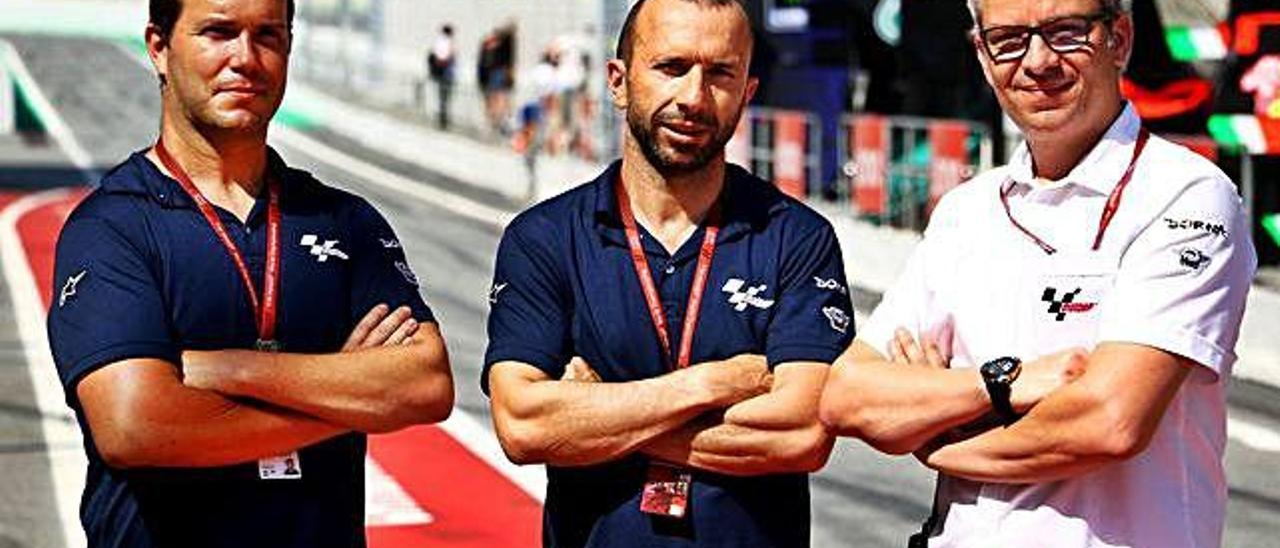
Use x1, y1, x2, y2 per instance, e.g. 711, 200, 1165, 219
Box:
726, 107, 823, 200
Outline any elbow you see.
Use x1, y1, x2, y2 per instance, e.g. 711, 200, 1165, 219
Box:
493, 420, 548, 466
401, 369, 456, 426
374, 359, 456, 433
776, 425, 836, 474
1091, 412, 1154, 462
92, 424, 155, 470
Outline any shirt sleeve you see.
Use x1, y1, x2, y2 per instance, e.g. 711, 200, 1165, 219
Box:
1096, 177, 1257, 380
46, 215, 178, 409
765, 221, 856, 367
856, 194, 958, 359
346, 198, 435, 326
482, 214, 571, 394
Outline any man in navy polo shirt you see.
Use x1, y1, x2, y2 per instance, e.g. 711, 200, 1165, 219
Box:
46, 1, 454, 546
484, 0, 855, 546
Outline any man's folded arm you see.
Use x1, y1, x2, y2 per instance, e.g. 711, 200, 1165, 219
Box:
181, 316, 454, 434
918, 342, 1191, 484
819, 339, 1085, 455
76, 358, 345, 470
486, 356, 769, 467
641, 361, 834, 476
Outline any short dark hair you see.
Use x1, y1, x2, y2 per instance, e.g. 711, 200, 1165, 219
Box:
150, 0, 296, 41
616, 0, 752, 64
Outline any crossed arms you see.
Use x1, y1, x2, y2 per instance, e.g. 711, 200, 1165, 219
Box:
819, 332, 1192, 484
77, 304, 453, 469
487, 356, 833, 476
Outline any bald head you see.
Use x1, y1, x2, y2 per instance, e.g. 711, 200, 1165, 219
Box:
616, 0, 753, 66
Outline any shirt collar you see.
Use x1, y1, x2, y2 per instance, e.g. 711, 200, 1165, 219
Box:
105, 146, 293, 212
591, 160, 788, 245
1006, 102, 1143, 195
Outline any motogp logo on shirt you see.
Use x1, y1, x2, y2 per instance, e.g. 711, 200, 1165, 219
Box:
1040, 287, 1097, 322
722, 279, 775, 312
300, 234, 349, 262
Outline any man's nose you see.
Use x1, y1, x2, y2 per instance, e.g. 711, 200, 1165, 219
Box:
674, 65, 711, 114
227, 31, 261, 70
1020, 33, 1061, 74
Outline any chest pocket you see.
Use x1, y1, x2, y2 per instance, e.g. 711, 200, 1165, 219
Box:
1022, 251, 1118, 356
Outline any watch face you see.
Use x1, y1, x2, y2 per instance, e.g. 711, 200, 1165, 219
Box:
982, 357, 1021, 384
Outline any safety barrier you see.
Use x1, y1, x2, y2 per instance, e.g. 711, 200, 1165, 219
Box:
837, 114, 994, 231
726, 107, 823, 200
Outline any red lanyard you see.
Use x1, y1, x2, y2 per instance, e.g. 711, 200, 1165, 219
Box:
616, 177, 720, 370
155, 140, 283, 348
1001, 128, 1150, 255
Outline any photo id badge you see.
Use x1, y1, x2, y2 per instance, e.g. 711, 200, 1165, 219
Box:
258, 452, 302, 480
640, 463, 691, 518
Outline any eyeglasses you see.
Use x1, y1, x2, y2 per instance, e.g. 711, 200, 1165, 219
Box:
979, 12, 1115, 63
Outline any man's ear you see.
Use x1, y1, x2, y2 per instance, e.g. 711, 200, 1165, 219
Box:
606, 58, 629, 111
145, 23, 170, 87
1108, 14, 1135, 71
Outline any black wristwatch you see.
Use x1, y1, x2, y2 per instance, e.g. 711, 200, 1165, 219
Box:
980, 357, 1022, 426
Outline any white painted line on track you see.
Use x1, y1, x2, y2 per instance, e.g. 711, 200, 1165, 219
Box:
437, 410, 547, 502
0, 189, 88, 548
365, 456, 435, 527
0, 39, 99, 183
1228, 416, 1280, 453
270, 125, 515, 228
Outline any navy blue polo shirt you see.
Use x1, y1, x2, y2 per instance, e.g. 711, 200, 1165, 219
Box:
47, 149, 434, 548
484, 161, 855, 547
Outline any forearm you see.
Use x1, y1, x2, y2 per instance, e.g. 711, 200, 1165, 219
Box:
646, 363, 833, 475
185, 330, 453, 433
491, 363, 747, 467
922, 387, 1120, 483
94, 382, 344, 469
643, 413, 832, 476
921, 344, 1192, 484
820, 357, 989, 454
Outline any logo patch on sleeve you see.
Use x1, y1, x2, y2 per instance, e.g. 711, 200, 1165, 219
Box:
488, 282, 508, 304
59, 270, 87, 308
1176, 247, 1212, 275
813, 276, 848, 294
822, 306, 851, 334
394, 261, 420, 287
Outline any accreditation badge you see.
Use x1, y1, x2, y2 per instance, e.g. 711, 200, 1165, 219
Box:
258, 451, 302, 480
639, 463, 692, 518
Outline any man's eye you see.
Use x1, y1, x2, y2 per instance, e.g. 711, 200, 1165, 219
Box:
202, 26, 237, 39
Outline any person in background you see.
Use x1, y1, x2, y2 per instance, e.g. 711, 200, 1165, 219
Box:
427, 23, 456, 130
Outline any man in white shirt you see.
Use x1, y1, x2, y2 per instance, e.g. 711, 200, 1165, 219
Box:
819, 0, 1257, 546
427, 24, 456, 129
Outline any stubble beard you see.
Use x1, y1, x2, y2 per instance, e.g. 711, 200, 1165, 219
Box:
626, 100, 743, 176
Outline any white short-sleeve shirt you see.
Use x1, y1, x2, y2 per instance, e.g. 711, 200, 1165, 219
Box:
860, 104, 1257, 548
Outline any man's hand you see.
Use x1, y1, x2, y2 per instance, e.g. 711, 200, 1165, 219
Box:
697, 354, 772, 406
883, 328, 1086, 413
1010, 349, 1088, 413
183, 303, 421, 390
888, 328, 947, 369
560, 357, 602, 382
342, 304, 420, 351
